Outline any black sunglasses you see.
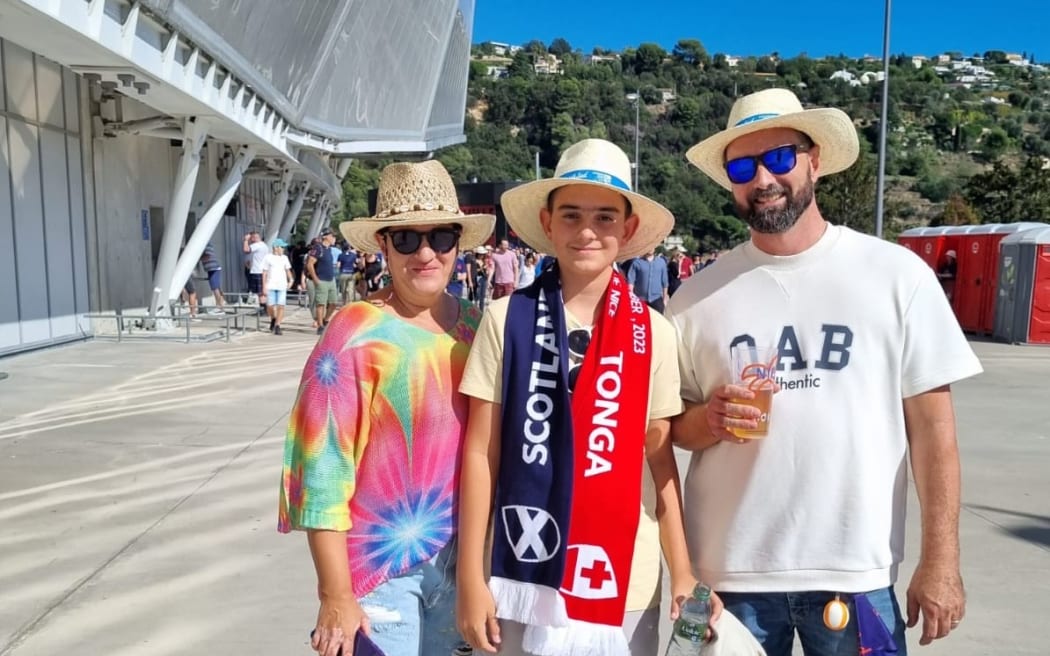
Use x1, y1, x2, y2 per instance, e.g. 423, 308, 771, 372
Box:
725, 143, 811, 185
567, 328, 592, 393
382, 227, 461, 255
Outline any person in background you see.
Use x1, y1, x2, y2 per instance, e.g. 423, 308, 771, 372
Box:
489, 239, 519, 300
626, 250, 669, 312
261, 238, 294, 335
306, 229, 339, 335
937, 250, 958, 301
243, 230, 270, 314
337, 244, 359, 304
447, 250, 469, 299
669, 88, 982, 656
200, 243, 225, 313
279, 160, 494, 656
517, 252, 537, 289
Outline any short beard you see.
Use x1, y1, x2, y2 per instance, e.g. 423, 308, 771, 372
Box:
736, 175, 815, 234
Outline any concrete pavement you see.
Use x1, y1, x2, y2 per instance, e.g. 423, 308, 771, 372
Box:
0, 319, 1047, 655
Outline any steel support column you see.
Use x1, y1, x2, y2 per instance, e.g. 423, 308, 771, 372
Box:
263, 167, 294, 244
149, 118, 207, 317
168, 145, 258, 301
278, 183, 310, 241
305, 200, 330, 241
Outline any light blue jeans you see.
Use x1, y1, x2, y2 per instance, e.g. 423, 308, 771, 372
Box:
358, 542, 466, 656
719, 586, 907, 656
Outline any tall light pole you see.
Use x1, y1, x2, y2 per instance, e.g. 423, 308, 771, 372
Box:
875, 0, 892, 238
626, 90, 640, 191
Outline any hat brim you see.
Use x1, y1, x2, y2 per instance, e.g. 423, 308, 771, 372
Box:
340, 210, 496, 254
500, 179, 675, 260
685, 108, 859, 190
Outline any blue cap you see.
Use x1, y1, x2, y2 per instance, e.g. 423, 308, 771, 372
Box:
272, 238, 288, 248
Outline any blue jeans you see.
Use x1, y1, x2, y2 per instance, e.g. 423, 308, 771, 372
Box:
719, 587, 907, 656
358, 542, 464, 656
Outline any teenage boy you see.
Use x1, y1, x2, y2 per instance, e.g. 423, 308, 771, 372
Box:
456, 139, 722, 655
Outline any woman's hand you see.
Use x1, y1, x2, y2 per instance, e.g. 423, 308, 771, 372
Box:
457, 576, 500, 653
311, 595, 370, 656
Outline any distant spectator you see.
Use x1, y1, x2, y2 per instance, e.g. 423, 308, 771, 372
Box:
262, 238, 293, 335
627, 250, 669, 312
200, 243, 225, 313
337, 246, 359, 304
243, 231, 270, 313
489, 239, 518, 299
306, 228, 339, 335
518, 252, 537, 288
938, 249, 958, 301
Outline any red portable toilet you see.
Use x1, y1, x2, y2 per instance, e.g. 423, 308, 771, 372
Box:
994, 226, 1050, 345
953, 225, 1000, 332
898, 227, 930, 261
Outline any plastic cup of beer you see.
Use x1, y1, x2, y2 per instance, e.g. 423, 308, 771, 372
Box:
729, 345, 779, 439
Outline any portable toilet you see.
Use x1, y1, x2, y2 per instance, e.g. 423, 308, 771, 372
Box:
898, 227, 930, 260
993, 226, 1050, 345
977, 223, 1048, 333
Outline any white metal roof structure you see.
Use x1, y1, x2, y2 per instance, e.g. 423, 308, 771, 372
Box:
0, 0, 476, 196
0, 0, 477, 325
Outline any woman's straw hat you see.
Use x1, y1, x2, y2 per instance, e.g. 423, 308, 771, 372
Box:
499, 139, 674, 260
340, 160, 495, 253
686, 88, 859, 190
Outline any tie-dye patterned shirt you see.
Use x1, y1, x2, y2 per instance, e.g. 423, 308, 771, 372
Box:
279, 299, 480, 597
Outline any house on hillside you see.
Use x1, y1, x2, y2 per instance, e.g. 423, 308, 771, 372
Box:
475, 55, 513, 78
584, 54, 619, 65
488, 41, 511, 56
830, 70, 861, 86
936, 53, 952, 64
1006, 53, 1027, 65
911, 55, 928, 68
859, 71, 886, 85
725, 55, 741, 67
656, 87, 676, 102
533, 53, 563, 75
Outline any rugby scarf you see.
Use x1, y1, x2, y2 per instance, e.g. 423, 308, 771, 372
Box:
491, 265, 652, 656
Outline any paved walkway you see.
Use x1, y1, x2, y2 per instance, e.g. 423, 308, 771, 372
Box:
0, 319, 1046, 655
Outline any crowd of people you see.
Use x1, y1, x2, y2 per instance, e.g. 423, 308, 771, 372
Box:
276, 89, 982, 656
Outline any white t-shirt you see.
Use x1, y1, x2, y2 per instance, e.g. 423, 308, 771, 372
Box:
261, 254, 292, 291
249, 241, 270, 274
666, 224, 982, 594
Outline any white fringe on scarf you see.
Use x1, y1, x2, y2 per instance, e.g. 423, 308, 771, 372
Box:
523, 619, 631, 656
490, 577, 568, 627
490, 577, 631, 656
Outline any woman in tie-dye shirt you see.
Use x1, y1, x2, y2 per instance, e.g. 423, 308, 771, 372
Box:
279, 160, 495, 656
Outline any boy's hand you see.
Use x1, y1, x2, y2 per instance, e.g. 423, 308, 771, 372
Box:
457, 576, 500, 653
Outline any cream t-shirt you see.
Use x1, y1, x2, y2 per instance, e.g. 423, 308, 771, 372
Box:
460, 295, 683, 611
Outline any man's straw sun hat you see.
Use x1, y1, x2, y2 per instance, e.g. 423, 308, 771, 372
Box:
686, 88, 859, 190
500, 139, 674, 260
340, 160, 495, 254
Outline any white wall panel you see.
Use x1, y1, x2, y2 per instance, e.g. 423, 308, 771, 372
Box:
68, 136, 90, 316
3, 41, 37, 122
7, 120, 49, 343
0, 117, 20, 350
41, 127, 76, 337
35, 57, 64, 129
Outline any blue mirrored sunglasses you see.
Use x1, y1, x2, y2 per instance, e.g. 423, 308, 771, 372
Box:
725, 144, 811, 185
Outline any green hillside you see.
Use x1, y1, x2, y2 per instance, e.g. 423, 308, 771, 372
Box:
341, 40, 1050, 249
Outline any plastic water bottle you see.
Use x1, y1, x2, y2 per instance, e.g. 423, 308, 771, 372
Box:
665, 583, 713, 656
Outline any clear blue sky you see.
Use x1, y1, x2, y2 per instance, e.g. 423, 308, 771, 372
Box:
474, 0, 1048, 61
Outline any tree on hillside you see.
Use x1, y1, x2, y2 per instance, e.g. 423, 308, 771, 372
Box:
634, 43, 667, 74
965, 158, 1050, 222
548, 38, 572, 57
817, 148, 878, 234
935, 193, 980, 225
672, 39, 710, 68
525, 40, 547, 56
